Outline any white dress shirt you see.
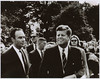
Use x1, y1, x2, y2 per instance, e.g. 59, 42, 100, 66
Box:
37, 48, 44, 58
58, 45, 68, 65
12, 45, 26, 72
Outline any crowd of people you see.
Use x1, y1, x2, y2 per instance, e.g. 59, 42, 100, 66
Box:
1, 24, 100, 78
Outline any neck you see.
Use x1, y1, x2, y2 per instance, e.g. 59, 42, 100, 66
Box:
14, 44, 21, 50
59, 43, 68, 48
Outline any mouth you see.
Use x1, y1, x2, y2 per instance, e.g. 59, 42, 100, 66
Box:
57, 39, 64, 42
57, 39, 64, 44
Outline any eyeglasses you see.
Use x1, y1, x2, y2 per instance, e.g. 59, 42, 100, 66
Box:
71, 40, 77, 42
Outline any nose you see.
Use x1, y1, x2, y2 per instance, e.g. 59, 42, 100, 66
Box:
22, 37, 25, 41
58, 34, 63, 38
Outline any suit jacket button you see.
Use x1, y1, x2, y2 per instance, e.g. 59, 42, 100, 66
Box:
47, 70, 49, 74
26, 75, 29, 78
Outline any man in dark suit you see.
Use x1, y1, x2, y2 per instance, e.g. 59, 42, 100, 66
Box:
27, 32, 38, 53
39, 25, 85, 78
1, 28, 30, 78
29, 37, 47, 78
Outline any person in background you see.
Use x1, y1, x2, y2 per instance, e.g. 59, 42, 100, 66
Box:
0, 41, 6, 54
26, 32, 38, 53
70, 35, 90, 78
1, 28, 30, 78
29, 37, 47, 78
39, 25, 84, 78
70, 35, 80, 47
87, 41, 99, 78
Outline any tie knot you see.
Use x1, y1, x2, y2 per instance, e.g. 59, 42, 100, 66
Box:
19, 49, 22, 53
62, 48, 65, 53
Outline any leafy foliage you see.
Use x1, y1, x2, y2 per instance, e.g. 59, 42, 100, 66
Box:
1, 1, 99, 44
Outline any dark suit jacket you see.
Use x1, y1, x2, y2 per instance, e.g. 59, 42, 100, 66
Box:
29, 49, 42, 78
26, 44, 35, 53
1, 47, 28, 78
39, 46, 84, 78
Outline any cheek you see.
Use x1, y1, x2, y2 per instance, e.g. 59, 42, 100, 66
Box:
65, 37, 70, 41
16, 40, 22, 44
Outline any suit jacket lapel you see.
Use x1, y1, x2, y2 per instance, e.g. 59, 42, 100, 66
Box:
35, 49, 42, 60
55, 46, 63, 73
7, 47, 21, 64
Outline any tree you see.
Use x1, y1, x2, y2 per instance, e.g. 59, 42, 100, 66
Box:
85, 5, 99, 40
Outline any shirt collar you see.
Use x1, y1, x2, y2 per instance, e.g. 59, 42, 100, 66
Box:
12, 44, 22, 56
12, 44, 20, 52
37, 48, 44, 58
58, 45, 68, 60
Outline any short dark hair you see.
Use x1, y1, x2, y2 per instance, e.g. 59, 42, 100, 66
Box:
10, 28, 23, 39
37, 37, 46, 42
56, 25, 72, 37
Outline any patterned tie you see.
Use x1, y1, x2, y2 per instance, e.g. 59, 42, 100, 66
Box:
19, 49, 28, 74
62, 48, 67, 74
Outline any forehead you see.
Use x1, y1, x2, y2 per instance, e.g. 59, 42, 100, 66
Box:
15, 30, 25, 37
56, 30, 67, 34
38, 39, 46, 42
71, 37, 77, 40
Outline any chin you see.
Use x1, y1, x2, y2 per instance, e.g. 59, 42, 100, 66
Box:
58, 43, 64, 46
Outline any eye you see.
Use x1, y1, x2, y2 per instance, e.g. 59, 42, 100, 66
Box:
57, 34, 60, 37
61, 34, 65, 36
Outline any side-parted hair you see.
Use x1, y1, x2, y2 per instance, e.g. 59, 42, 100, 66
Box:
56, 25, 72, 37
10, 28, 23, 39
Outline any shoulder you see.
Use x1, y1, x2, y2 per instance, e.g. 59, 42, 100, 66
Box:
30, 49, 39, 57
45, 45, 58, 53
1, 47, 15, 63
70, 46, 84, 51
69, 46, 83, 55
72, 46, 85, 51
44, 45, 58, 57
26, 44, 33, 48
2, 47, 14, 56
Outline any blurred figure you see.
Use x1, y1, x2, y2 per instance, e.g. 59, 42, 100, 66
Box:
26, 31, 38, 53
87, 41, 99, 78
88, 54, 99, 78
1, 28, 30, 78
39, 25, 84, 78
0, 41, 6, 54
29, 37, 47, 78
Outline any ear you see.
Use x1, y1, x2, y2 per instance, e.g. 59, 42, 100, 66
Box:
69, 36, 71, 40
11, 37, 15, 43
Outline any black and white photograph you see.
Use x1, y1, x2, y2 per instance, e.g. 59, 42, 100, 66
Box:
0, 0, 99, 78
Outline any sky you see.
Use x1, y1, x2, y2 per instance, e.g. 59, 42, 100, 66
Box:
1, 0, 100, 5
78, 0, 100, 5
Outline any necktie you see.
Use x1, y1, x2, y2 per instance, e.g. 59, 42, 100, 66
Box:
41, 50, 44, 59
19, 49, 28, 74
62, 48, 67, 74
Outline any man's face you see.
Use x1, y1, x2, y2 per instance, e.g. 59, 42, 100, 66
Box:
38, 40, 47, 50
30, 33, 38, 43
70, 38, 78, 46
13, 30, 26, 49
56, 30, 70, 47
